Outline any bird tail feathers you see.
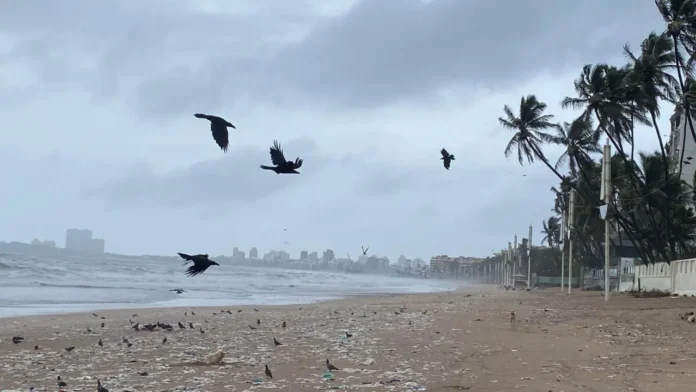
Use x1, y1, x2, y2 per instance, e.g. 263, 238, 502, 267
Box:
260, 165, 274, 171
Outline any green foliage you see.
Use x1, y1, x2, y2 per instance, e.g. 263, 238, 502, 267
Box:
498, 10, 696, 265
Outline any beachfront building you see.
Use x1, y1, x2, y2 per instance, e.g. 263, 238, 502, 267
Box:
430, 255, 483, 278
669, 111, 696, 184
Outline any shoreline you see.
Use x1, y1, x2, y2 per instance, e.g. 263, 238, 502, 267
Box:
0, 285, 462, 321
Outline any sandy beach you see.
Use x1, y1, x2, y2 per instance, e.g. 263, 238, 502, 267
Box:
1, 286, 695, 391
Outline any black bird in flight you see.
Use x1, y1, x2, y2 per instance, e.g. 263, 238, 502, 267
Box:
265, 364, 273, 379
361, 246, 369, 255
326, 358, 339, 371
194, 113, 235, 152
170, 288, 186, 294
260, 140, 303, 174
177, 253, 219, 277
440, 148, 455, 170
57, 376, 68, 388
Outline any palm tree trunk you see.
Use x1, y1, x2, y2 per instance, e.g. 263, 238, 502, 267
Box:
679, 114, 688, 179
630, 105, 635, 161
530, 144, 566, 182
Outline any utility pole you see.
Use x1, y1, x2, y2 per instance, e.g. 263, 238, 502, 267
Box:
568, 189, 576, 294
600, 140, 612, 302
527, 223, 533, 289
513, 234, 517, 289
560, 211, 566, 291
507, 241, 512, 287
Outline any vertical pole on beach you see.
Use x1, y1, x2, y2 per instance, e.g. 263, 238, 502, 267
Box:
568, 189, 576, 294
508, 241, 513, 287
527, 223, 532, 289
561, 210, 566, 291
603, 141, 612, 302
513, 235, 517, 288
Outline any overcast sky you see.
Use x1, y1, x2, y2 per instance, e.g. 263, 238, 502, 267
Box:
0, 0, 668, 260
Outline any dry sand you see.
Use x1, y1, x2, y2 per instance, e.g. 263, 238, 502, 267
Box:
1, 285, 696, 391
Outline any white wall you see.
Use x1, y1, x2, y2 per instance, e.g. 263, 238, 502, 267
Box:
673, 259, 696, 296
634, 262, 672, 292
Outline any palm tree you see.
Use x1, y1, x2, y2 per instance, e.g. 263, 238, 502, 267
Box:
624, 32, 680, 182
500, 95, 565, 181
541, 216, 561, 248
561, 64, 648, 155
551, 117, 601, 185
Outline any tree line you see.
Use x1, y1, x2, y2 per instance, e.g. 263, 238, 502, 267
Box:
500, 0, 696, 272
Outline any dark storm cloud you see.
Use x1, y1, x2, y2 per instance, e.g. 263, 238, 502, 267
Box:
0, 0, 663, 116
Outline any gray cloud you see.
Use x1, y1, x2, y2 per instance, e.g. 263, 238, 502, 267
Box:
0, 0, 664, 116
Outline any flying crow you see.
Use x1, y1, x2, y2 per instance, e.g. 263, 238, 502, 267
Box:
440, 148, 455, 170
170, 289, 186, 294
361, 246, 369, 255
194, 113, 235, 152
260, 140, 303, 174
177, 253, 219, 276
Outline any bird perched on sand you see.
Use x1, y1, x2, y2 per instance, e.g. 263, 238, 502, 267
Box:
326, 358, 339, 371
11, 336, 23, 344
260, 140, 303, 174
193, 113, 236, 152
64, 346, 75, 352
57, 376, 67, 388
97, 379, 109, 392
265, 364, 273, 379
177, 253, 219, 277
274, 338, 282, 346
361, 246, 369, 255
440, 148, 455, 170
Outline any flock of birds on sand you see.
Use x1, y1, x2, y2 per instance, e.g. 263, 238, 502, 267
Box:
177, 112, 455, 277
11, 307, 352, 391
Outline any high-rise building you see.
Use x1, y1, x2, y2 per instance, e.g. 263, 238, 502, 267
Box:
308, 252, 319, 263
249, 247, 258, 259
300, 250, 308, 261
65, 229, 106, 254
322, 249, 335, 264
669, 111, 696, 183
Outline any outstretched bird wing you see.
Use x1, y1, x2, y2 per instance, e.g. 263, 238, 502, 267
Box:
186, 259, 212, 277
270, 140, 288, 165
178, 253, 193, 261
441, 148, 449, 158
210, 122, 229, 152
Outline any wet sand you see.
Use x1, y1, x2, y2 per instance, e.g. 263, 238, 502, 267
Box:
1, 285, 695, 391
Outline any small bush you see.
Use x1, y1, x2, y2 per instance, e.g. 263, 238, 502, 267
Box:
628, 289, 671, 298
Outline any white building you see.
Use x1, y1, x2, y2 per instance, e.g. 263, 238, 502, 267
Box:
669, 112, 696, 183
